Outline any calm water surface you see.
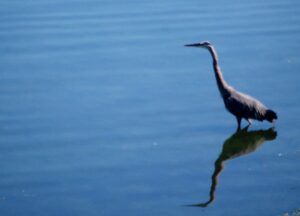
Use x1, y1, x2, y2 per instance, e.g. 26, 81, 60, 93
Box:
0, 0, 300, 215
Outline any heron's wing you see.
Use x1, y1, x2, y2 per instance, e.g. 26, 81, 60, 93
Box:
225, 92, 267, 120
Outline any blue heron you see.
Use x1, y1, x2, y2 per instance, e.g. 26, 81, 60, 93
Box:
185, 41, 278, 130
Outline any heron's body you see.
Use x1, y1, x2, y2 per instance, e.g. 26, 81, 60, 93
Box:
185, 41, 277, 130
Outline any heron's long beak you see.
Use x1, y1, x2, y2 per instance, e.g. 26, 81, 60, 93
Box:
184, 43, 203, 47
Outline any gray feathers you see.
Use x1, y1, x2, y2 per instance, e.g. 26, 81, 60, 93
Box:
185, 41, 278, 129
224, 89, 268, 121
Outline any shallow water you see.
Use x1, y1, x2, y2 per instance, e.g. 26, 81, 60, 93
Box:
0, 0, 300, 215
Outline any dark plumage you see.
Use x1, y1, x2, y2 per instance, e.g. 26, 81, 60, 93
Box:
185, 41, 278, 130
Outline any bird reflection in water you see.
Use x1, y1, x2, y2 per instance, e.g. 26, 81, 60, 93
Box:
190, 126, 277, 207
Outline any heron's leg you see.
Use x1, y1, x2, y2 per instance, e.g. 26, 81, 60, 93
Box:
236, 117, 242, 131
246, 118, 252, 125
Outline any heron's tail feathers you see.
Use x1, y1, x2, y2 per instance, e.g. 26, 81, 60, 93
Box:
265, 109, 278, 122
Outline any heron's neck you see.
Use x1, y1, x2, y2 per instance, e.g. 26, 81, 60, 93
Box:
208, 46, 230, 98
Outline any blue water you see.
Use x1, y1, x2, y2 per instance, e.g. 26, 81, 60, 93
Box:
0, 0, 300, 215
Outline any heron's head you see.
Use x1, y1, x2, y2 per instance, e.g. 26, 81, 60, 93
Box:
184, 41, 212, 49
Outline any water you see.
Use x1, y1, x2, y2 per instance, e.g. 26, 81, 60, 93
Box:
0, 0, 300, 215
